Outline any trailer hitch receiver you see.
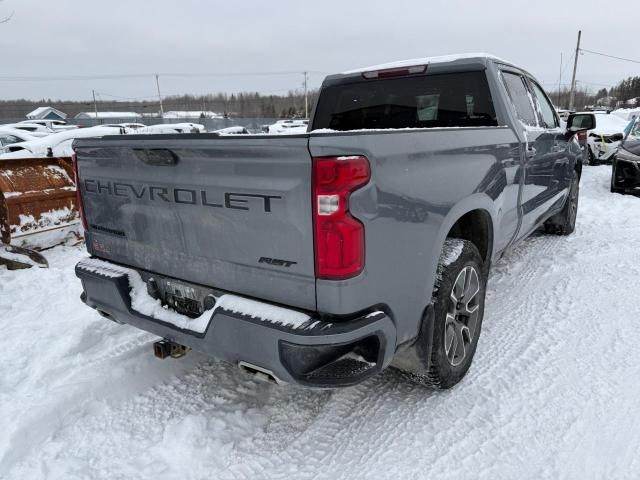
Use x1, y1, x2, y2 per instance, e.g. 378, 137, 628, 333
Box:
153, 339, 190, 359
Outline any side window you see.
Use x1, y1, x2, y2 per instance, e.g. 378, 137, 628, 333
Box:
529, 80, 558, 128
501, 71, 537, 127
0, 135, 20, 145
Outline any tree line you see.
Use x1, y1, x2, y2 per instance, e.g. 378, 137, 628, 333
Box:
548, 76, 640, 110
0, 90, 320, 120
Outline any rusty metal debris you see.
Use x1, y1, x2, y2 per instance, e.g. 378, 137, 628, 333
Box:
0, 156, 82, 268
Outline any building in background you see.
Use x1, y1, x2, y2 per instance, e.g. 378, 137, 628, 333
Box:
74, 112, 141, 120
26, 106, 67, 121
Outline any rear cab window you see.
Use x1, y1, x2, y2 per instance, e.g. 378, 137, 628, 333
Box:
312, 71, 498, 131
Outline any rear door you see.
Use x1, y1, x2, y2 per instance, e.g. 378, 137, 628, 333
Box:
76, 135, 317, 310
500, 70, 567, 238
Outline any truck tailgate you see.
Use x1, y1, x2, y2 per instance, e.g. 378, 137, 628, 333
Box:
75, 135, 316, 310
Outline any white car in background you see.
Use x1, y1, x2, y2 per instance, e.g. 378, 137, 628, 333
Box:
19, 119, 78, 132
0, 126, 128, 158
585, 112, 630, 165
214, 126, 250, 135
2, 122, 53, 137
263, 119, 309, 134
0, 127, 38, 147
101, 123, 147, 130
134, 123, 205, 134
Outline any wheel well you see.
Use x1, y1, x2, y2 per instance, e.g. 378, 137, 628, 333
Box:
446, 210, 493, 263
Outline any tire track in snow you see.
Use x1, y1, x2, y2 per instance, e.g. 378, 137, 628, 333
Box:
4, 167, 640, 479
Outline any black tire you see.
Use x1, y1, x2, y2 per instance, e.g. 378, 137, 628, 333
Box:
610, 167, 624, 194
588, 146, 600, 166
415, 239, 487, 389
544, 170, 579, 235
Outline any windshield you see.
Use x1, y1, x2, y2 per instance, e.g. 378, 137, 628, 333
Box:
627, 119, 640, 139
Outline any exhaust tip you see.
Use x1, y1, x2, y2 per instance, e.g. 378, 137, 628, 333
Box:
238, 361, 283, 385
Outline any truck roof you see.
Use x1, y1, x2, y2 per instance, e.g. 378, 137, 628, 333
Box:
339, 52, 519, 76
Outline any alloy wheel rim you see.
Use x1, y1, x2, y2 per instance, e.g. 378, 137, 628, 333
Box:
444, 266, 481, 367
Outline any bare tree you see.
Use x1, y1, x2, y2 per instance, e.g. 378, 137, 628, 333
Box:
0, 0, 14, 24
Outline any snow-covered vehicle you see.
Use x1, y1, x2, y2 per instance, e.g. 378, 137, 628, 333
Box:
214, 126, 250, 135
262, 119, 309, 134
556, 109, 575, 121
19, 119, 78, 132
611, 118, 640, 194
101, 123, 146, 130
2, 122, 52, 138
135, 123, 205, 134
74, 54, 594, 389
0, 127, 38, 147
584, 112, 629, 165
0, 126, 127, 158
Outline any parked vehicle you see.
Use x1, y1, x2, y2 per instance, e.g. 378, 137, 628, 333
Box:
611, 118, 640, 194
584, 112, 629, 165
101, 123, 147, 130
215, 126, 250, 135
2, 123, 52, 137
135, 123, 205, 134
74, 54, 594, 389
0, 127, 38, 147
0, 126, 127, 157
19, 119, 78, 132
262, 119, 309, 134
556, 109, 575, 122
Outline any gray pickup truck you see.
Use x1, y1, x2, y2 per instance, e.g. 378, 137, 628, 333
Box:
74, 54, 594, 389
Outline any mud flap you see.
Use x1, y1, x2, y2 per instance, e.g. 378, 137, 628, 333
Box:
0, 244, 49, 270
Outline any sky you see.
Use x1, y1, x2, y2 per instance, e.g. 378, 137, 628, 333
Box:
0, 0, 638, 102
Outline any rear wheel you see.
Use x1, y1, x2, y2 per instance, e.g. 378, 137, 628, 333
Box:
544, 170, 579, 235
413, 239, 487, 389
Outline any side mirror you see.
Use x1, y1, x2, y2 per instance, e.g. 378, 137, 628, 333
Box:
566, 113, 595, 135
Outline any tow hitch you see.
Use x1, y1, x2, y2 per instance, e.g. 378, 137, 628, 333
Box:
153, 339, 191, 359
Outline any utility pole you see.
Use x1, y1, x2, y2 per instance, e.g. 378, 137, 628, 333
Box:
558, 53, 563, 107
92, 90, 99, 123
155, 74, 164, 117
568, 30, 581, 111
303, 71, 308, 119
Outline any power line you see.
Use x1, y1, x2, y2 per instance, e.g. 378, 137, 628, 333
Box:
581, 49, 640, 65
0, 70, 327, 82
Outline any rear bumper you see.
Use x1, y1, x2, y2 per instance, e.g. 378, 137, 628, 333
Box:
75, 258, 396, 388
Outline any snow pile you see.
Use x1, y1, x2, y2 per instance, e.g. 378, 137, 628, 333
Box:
214, 294, 310, 329
611, 108, 640, 122
2, 167, 640, 479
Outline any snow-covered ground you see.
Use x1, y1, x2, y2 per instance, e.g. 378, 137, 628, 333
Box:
1, 166, 639, 479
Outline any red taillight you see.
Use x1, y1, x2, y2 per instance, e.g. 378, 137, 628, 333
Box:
72, 152, 88, 230
312, 155, 370, 280
577, 131, 587, 142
